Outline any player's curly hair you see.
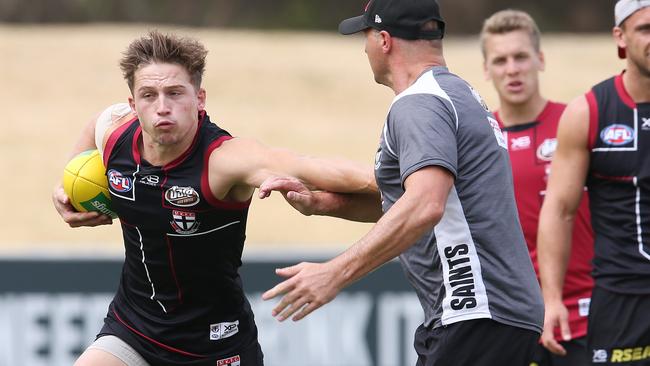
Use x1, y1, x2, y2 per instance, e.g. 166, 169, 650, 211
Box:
120, 30, 208, 93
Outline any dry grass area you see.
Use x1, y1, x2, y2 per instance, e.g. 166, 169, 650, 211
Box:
0, 24, 624, 254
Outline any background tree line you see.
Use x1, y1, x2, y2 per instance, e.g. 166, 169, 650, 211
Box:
0, 0, 616, 34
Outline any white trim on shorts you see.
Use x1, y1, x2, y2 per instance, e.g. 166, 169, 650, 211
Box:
86, 335, 150, 366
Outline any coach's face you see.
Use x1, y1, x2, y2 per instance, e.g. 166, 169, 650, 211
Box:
483, 30, 544, 106
616, 7, 650, 77
129, 62, 206, 147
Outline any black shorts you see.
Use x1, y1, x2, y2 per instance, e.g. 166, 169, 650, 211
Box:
100, 313, 264, 366
588, 286, 650, 365
414, 319, 539, 366
529, 337, 590, 366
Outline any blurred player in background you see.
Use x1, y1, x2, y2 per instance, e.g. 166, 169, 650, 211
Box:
538, 0, 650, 364
52, 30, 378, 366
480, 9, 594, 366
259, 0, 545, 365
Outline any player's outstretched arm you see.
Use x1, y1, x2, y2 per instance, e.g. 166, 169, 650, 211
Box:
207, 137, 378, 203
537, 95, 591, 355
258, 176, 382, 222
262, 166, 453, 321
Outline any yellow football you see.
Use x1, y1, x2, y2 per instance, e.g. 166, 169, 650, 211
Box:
62, 150, 117, 218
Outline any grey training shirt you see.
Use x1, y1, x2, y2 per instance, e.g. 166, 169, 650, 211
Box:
374, 66, 544, 333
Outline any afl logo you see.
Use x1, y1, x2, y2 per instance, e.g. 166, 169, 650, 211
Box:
601, 124, 634, 146
165, 186, 200, 207
108, 169, 133, 192
536, 138, 557, 161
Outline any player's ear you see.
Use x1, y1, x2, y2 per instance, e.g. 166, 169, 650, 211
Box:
128, 97, 137, 116
197, 88, 206, 111
613, 26, 626, 54
538, 51, 546, 72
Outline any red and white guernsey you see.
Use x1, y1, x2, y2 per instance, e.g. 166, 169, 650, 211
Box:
496, 101, 594, 341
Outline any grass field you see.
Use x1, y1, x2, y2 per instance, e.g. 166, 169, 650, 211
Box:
0, 24, 625, 254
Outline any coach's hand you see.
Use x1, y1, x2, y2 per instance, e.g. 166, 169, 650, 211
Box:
541, 299, 571, 355
52, 185, 113, 227
262, 261, 343, 321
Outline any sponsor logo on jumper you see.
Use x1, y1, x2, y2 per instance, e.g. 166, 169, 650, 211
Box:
165, 186, 200, 207
536, 138, 557, 161
642, 117, 650, 130
443, 244, 477, 310
593, 349, 608, 363
170, 210, 199, 235
469, 86, 490, 112
108, 169, 133, 192
210, 320, 239, 341
510, 136, 531, 151
216, 355, 241, 366
609, 346, 650, 363
139, 174, 160, 187
488, 117, 507, 149
601, 124, 634, 146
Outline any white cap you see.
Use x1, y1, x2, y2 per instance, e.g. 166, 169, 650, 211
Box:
615, 0, 650, 27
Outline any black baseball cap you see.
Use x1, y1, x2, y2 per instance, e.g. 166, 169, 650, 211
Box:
338, 0, 445, 40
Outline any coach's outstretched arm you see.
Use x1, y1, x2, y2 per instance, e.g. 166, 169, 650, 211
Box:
537, 95, 591, 356
258, 176, 382, 222
261, 165, 453, 321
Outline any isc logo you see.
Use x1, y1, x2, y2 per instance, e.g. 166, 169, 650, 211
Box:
600, 124, 634, 146
108, 169, 133, 192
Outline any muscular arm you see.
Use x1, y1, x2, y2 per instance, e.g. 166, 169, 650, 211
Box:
262, 166, 453, 320
300, 191, 382, 222
208, 137, 378, 202
537, 95, 591, 352
333, 166, 451, 284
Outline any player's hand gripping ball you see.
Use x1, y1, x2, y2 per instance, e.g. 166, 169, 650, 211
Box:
63, 150, 117, 218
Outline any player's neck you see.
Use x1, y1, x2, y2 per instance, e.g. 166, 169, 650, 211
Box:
497, 95, 547, 128
623, 67, 650, 103
140, 133, 194, 167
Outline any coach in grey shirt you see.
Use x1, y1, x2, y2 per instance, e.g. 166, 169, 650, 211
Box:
261, 1, 544, 365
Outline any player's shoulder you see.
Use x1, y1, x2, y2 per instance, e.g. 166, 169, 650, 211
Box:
97, 103, 137, 154
537, 100, 568, 127
207, 136, 266, 165
97, 103, 135, 126
591, 74, 618, 91
556, 95, 590, 144
563, 95, 590, 118
546, 100, 567, 113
